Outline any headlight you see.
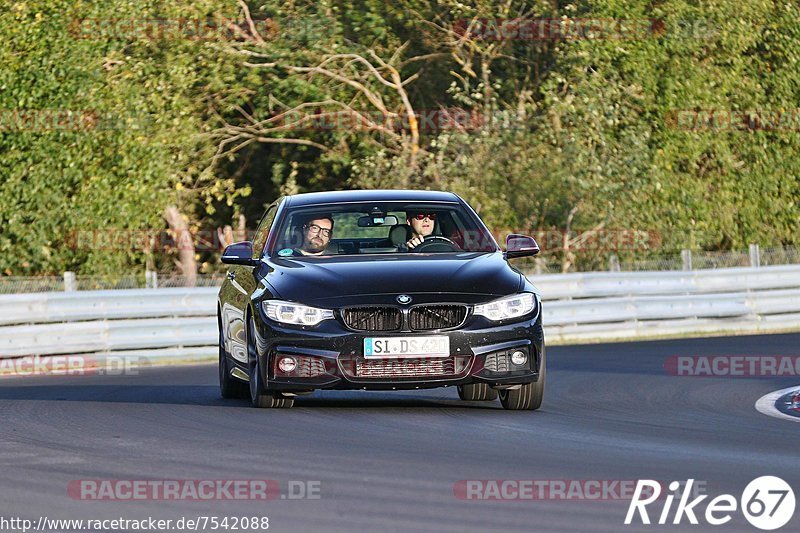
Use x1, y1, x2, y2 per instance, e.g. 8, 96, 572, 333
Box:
473, 293, 538, 322
263, 300, 334, 326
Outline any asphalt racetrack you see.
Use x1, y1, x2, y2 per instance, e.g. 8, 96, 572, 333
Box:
1, 333, 798, 532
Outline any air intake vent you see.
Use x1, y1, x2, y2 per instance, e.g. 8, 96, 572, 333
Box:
408, 305, 467, 330
341, 307, 402, 331
355, 357, 456, 378
484, 351, 511, 372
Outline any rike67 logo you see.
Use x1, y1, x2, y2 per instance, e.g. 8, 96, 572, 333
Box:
625, 477, 795, 530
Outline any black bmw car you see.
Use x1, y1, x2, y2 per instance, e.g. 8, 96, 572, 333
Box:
217, 190, 544, 410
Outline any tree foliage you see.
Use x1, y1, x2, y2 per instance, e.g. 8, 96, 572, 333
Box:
1, 0, 798, 275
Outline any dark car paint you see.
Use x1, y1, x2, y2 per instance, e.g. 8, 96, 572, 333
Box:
217, 190, 543, 392
280, 189, 462, 207
248, 308, 543, 392
259, 252, 528, 305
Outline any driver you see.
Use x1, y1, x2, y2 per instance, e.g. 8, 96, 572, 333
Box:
405, 211, 436, 250
295, 215, 334, 256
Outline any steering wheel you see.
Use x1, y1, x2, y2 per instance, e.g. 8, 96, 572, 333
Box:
412, 235, 461, 252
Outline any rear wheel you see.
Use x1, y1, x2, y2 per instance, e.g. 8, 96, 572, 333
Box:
247, 315, 294, 409
457, 383, 498, 401
219, 316, 247, 399
499, 351, 545, 411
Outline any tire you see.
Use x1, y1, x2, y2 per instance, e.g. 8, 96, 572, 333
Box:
499, 351, 545, 411
219, 315, 248, 399
457, 383, 498, 401
247, 315, 294, 409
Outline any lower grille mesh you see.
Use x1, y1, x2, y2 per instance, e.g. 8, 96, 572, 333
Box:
345, 355, 471, 379
355, 357, 455, 378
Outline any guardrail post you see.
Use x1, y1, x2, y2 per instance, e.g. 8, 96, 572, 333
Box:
749, 244, 761, 268
63, 271, 76, 292
533, 257, 544, 276
608, 254, 620, 272
681, 249, 693, 271
145, 270, 158, 289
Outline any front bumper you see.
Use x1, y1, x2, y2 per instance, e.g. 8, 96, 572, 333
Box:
238, 306, 544, 391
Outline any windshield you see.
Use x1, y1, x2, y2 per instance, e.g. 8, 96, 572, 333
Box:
267, 201, 498, 257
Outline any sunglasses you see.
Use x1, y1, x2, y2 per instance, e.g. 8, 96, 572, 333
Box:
410, 213, 436, 220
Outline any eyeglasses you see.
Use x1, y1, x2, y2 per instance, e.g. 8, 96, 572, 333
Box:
410, 213, 436, 220
305, 224, 332, 238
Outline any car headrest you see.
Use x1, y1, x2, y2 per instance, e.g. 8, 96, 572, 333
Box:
389, 224, 412, 246
281, 226, 304, 250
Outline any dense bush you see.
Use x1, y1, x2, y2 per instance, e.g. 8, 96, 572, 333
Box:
1, 1, 797, 275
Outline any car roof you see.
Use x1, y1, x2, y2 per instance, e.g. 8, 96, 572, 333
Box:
284, 189, 461, 207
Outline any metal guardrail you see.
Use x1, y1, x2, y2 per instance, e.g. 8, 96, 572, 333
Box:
0, 288, 218, 327
1, 265, 799, 360
531, 265, 800, 300
0, 317, 215, 358
534, 266, 800, 342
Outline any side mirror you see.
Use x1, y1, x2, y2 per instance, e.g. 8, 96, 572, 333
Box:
504, 234, 540, 260
221, 241, 256, 266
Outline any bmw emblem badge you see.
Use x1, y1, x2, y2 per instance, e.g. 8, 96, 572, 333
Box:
396, 294, 412, 305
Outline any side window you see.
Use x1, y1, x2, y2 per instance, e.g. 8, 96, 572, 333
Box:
251, 203, 279, 258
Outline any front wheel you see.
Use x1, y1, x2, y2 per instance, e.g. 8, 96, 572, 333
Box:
457, 383, 498, 401
248, 315, 294, 409
219, 317, 247, 399
499, 352, 545, 411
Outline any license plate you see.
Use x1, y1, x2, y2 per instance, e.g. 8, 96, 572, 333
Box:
363, 336, 450, 358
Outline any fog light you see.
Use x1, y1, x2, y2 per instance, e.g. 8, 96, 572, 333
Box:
277, 356, 297, 373
510, 350, 527, 366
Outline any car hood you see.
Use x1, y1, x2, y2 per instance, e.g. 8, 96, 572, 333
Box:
260, 252, 524, 306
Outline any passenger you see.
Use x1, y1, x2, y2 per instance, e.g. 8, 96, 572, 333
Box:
405, 211, 436, 250
295, 215, 334, 256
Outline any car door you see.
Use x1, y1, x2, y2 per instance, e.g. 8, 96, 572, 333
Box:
222, 201, 280, 363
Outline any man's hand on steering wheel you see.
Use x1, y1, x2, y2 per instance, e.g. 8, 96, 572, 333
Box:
406, 235, 460, 252
406, 234, 425, 249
